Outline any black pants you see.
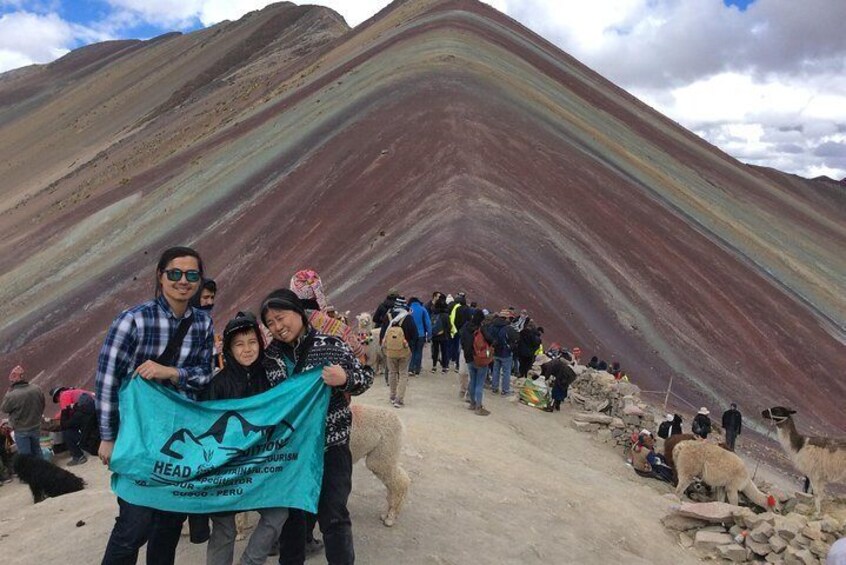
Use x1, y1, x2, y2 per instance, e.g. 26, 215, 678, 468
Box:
63, 427, 84, 458
101, 498, 186, 565
431, 340, 448, 370
518, 355, 534, 379
279, 444, 354, 565
725, 430, 737, 451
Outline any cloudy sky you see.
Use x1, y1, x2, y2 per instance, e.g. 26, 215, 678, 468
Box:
1, 1, 844, 180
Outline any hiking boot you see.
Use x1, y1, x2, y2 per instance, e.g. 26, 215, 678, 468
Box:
468, 403, 477, 410
389, 395, 396, 404
430, 367, 436, 373
68, 455, 88, 466
491, 388, 499, 394
393, 400, 404, 408
475, 406, 490, 416
501, 390, 514, 396
441, 368, 448, 374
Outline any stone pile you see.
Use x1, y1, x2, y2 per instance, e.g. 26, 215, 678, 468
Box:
565, 368, 657, 448
662, 501, 845, 563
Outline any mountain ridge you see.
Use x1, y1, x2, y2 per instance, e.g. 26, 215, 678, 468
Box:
0, 0, 843, 434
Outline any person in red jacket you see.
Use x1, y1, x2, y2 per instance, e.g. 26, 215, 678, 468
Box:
49, 387, 97, 465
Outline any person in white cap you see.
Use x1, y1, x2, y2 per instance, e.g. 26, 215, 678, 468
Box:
657, 414, 674, 439
692, 407, 712, 439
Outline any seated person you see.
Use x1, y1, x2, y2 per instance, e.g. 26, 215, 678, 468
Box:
49, 387, 98, 465
631, 430, 674, 483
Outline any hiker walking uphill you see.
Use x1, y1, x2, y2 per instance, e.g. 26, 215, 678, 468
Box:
379, 298, 418, 408
721, 403, 743, 451
95, 246, 214, 565
429, 295, 450, 373
1, 365, 45, 459
460, 310, 492, 416
407, 297, 431, 375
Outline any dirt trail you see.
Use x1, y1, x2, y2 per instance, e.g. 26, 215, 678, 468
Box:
1, 360, 706, 564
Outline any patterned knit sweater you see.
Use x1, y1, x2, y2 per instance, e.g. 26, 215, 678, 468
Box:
263, 328, 373, 448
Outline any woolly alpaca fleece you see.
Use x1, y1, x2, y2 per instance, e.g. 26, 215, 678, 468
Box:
13, 454, 85, 503
673, 441, 770, 509
762, 406, 846, 515
349, 403, 410, 527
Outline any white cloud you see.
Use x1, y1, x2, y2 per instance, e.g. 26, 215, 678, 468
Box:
0, 11, 107, 73
1, 0, 844, 179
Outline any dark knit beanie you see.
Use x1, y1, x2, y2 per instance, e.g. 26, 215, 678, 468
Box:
260, 289, 309, 327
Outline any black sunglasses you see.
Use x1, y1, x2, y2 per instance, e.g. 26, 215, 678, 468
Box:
163, 269, 201, 283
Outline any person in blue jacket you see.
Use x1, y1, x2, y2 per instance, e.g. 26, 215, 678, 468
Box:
407, 298, 431, 375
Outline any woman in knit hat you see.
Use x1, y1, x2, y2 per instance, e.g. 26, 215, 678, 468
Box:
261, 289, 373, 565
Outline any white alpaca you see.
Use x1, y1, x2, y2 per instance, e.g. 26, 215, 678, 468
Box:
355, 312, 386, 379
350, 403, 410, 526
674, 440, 772, 509
762, 406, 846, 515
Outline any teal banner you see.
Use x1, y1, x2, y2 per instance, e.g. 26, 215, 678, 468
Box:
110, 369, 330, 514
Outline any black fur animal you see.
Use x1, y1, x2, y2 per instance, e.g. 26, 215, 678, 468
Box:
12, 454, 85, 503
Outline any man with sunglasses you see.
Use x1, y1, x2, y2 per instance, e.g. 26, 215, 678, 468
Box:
96, 246, 214, 565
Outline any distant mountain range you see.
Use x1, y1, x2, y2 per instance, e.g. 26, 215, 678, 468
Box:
0, 0, 843, 433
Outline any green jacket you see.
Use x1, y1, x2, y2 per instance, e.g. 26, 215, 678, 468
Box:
1, 381, 45, 432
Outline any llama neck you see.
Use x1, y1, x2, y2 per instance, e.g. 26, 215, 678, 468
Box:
775, 418, 805, 456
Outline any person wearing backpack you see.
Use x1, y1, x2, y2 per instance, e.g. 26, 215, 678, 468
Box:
379, 298, 418, 408
429, 296, 450, 374
460, 311, 491, 416
484, 310, 518, 395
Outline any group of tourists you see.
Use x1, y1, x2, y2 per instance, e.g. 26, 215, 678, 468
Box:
370, 289, 562, 417
1, 242, 749, 565
630, 402, 744, 486
0, 363, 100, 480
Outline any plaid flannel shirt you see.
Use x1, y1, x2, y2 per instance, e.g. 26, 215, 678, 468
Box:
95, 295, 214, 441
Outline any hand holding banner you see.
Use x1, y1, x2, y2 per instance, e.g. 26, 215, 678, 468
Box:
110, 369, 330, 514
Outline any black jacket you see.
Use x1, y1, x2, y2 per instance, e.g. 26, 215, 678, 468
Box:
379, 312, 418, 344
373, 297, 396, 328
430, 301, 450, 342
670, 414, 683, 436
722, 409, 742, 435
518, 326, 542, 357
540, 360, 576, 392
459, 322, 481, 363
692, 414, 712, 438
60, 393, 100, 456
202, 355, 270, 401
